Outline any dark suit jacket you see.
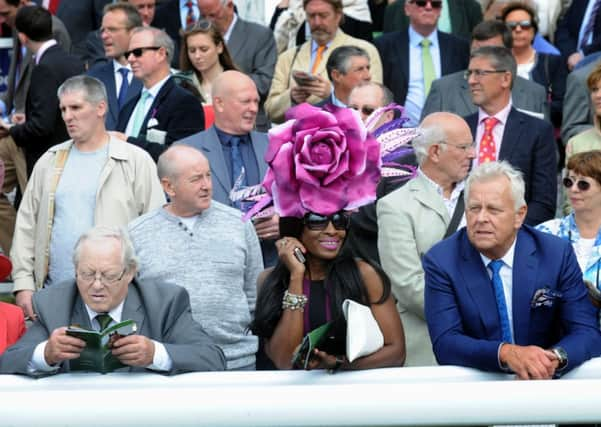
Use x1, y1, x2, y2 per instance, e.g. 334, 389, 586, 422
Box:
117, 77, 205, 162
0, 279, 226, 376
87, 61, 143, 131
152, 0, 182, 68
555, 0, 601, 58
374, 29, 470, 106
531, 53, 567, 127
382, 0, 482, 39
9, 45, 84, 175
466, 108, 557, 226
424, 226, 601, 374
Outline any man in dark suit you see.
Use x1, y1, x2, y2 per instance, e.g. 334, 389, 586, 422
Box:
87, 3, 143, 131
0, 225, 226, 376
424, 161, 601, 378
464, 46, 556, 226
114, 26, 204, 162
198, 0, 277, 132
0, 5, 84, 175
374, 0, 470, 125
177, 70, 279, 266
422, 20, 549, 121
555, 0, 601, 71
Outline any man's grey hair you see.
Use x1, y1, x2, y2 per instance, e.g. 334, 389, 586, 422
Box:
58, 75, 108, 105
350, 81, 394, 106
470, 46, 516, 88
326, 45, 369, 81
157, 144, 206, 180
412, 125, 447, 165
73, 226, 139, 272
464, 160, 526, 210
131, 26, 174, 60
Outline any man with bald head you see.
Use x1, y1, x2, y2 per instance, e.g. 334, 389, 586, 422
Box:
177, 70, 279, 266
377, 112, 475, 366
129, 145, 263, 370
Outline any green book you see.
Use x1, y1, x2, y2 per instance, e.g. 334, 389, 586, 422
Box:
66, 319, 137, 374
291, 321, 333, 369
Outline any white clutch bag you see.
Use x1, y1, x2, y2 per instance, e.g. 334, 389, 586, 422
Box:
342, 299, 384, 362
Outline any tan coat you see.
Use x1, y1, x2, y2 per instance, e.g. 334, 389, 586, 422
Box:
11, 136, 165, 292
265, 30, 383, 124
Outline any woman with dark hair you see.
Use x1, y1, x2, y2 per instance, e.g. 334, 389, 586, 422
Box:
502, 1, 567, 127
176, 19, 237, 127
249, 103, 405, 370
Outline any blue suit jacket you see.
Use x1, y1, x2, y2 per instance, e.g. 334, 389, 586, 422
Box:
466, 108, 557, 226
87, 62, 143, 130
555, 0, 601, 59
176, 125, 269, 206
424, 226, 601, 374
117, 77, 205, 162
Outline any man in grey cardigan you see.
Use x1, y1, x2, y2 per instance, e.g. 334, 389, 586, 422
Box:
128, 145, 263, 370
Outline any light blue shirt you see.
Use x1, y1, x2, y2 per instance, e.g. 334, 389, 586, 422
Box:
405, 26, 441, 126
310, 38, 333, 72
578, 0, 598, 52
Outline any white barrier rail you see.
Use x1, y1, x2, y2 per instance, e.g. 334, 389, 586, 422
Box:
1, 358, 601, 426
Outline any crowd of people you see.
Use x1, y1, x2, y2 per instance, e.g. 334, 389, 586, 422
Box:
0, 0, 600, 388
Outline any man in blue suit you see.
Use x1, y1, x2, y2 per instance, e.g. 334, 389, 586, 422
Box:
87, 3, 143, 131
424, 161, 601, 379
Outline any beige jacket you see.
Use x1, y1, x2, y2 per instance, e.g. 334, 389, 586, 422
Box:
265, 29, 383, 124
11, 136, 166, 292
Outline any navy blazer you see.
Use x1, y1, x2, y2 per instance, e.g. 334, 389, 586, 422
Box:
555, 0, 601, 58
530, 53, 567, 127
87, 62, 143, 130
466, 108, 557, 226
424, 226, 601, 374
117, 77, 205, 162
374, 29, 470, 105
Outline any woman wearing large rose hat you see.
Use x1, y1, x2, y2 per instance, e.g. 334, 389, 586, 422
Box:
0, 253, 26, 355
250, 104, 406, 370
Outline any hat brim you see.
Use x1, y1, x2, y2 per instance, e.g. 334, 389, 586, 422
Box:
0, 254, 12, 282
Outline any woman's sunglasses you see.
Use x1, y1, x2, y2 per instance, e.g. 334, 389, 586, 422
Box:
303, 212, 351, 231
506, 20, 533, 30
563, 177, 591, 191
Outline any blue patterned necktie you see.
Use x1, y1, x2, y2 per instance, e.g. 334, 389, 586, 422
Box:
230, 136, 247, 209
580, 0, 601, 50
488, 260, 513, 343
117, 68, 129, 109
95, 313, 113, 332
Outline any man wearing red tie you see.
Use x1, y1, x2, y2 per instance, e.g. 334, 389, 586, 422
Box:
464, 46, 556, 226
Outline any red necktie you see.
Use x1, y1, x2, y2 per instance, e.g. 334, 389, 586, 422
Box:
478, 117, 499, 164
185, 1, 196, 29
48, 0, 61, 15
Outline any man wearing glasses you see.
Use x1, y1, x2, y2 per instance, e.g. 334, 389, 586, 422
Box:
378, 112, 475, 366
0, 225, 226, 376
464, 45, 556, 226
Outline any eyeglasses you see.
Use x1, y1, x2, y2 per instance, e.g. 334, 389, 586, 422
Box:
506, 20, 533, 30
409, 0, 442, 8
303, 212, 351, 231
350, 105, 376, 116
77, 269, 126, 285
464, 69, 508, 80
562, 177, 592, 191
125, 46, 161, 58
439, 140, 477, 152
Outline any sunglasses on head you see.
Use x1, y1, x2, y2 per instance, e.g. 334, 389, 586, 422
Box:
410, 0, 442, 8
125, 46, 161, 58
506, 20, 533, 30
351, 105, 375, 116
563, 177, 591, 191
303, 212, 351, 231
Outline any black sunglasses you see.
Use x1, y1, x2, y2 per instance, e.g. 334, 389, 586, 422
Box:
125, 46, 161, 58
351, 105, 375, 116
563, 177, 591, 191
506, 20, 533, 30
410, 0, 442, 8
303, 212, 351, 231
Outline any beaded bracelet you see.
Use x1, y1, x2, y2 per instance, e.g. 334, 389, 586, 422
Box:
282, 290, 308, 311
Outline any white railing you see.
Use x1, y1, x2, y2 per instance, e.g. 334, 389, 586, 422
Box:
1, 358, 601, 426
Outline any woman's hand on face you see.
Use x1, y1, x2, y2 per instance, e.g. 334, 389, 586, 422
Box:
276, 237, 306, 275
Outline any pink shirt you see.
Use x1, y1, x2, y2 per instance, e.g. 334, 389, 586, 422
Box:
474, 102, 512, 167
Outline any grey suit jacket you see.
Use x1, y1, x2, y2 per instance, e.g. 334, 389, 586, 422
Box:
377, 173, 448, 367
0, 280, 226, 376
227, 18, 277, 131
421, 70, 550, 121
2, 16, 71, 115
561, 60, 596, 142
177, 126, 269, 206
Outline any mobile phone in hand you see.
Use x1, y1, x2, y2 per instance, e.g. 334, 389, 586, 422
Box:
293, 247, 306, 264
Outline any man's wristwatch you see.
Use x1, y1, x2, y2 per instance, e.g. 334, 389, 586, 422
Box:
551, 347, 568, 371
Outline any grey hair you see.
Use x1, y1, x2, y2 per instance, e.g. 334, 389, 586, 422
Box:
326, 45, 369, 80
73, 226, 139, 272
350, 81, 394, 106
57, 75, 108, 105
103, 2, 143, 28
412, 125, 447, 165
157, 144, 207, 180
470, 46, 516, 88
465, 160, 526, 210
131, 26, 174, 60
